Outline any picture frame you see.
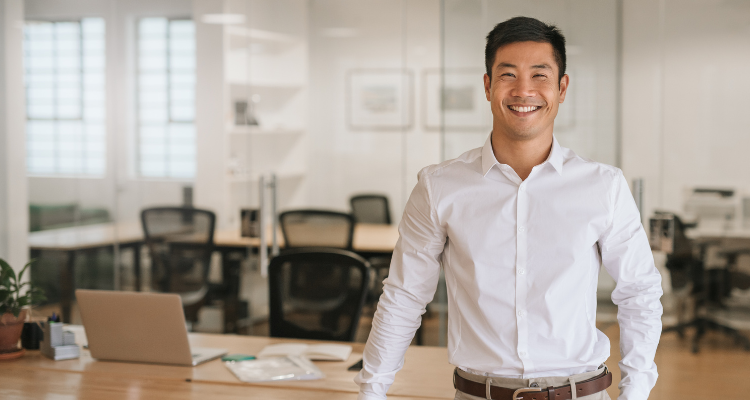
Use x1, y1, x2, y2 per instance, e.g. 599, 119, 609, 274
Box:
347, 69, 413, 130
422, 69, 490, 131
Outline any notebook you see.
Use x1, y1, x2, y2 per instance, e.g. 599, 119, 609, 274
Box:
257, 343, 352, 361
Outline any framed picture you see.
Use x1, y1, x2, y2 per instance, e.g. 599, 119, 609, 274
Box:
347, 69, 413, 130
423, 69, 490, 131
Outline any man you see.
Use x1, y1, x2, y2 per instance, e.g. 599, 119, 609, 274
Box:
355, 16, 662, 400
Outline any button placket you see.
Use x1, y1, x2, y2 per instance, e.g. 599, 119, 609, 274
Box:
515, 184, 533, 371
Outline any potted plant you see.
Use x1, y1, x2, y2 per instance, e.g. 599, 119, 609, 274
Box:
0, 258, 45, 355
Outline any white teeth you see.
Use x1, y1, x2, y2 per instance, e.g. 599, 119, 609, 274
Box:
509, 105, 539, 113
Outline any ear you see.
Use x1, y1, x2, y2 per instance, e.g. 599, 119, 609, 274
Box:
558, 74, 570, 103
483, 73, 491, 101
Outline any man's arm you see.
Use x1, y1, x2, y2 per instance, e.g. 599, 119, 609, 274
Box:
599, 170, 663, 400
355, 170, 447, 400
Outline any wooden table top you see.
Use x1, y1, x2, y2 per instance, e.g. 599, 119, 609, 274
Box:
1, 326, 455, 399
28, 222, 400, 253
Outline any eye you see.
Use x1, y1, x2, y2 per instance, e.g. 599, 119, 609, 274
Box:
500, 72, 515, 78
533, 74, 547, 79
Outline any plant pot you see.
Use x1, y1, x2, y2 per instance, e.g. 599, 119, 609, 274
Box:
0, 309, 28, 352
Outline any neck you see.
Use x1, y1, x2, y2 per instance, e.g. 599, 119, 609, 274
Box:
491, 131, 553, 181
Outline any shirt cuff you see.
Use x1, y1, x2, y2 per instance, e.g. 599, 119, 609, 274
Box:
358, 391, 387, 400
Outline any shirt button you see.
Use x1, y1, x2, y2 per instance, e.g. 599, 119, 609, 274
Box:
517, 310, 526, 317
518, 268, 525, 275
518, 227, 525, 232
519, 351, 527, 357
519, 185, 526, 192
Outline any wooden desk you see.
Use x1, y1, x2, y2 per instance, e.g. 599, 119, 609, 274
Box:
28, 223, 400, 325
0, 326, 455, 399
28, 222, 400, 253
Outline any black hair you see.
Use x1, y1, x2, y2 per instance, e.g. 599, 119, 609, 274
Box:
485, 16, 566, 83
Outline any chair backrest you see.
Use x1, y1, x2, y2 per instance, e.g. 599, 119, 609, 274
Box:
268, 248, 371, 342
350, 194, 391, 225
279, 209, 355, 249
140, 207, 215, 300
268, 248, 370, 342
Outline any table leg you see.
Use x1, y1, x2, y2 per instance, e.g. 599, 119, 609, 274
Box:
60, 250, 76, 323
221, 249, 244, 334
133, 244, 142, 292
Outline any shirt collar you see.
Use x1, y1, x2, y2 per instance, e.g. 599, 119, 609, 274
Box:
481, 134, 564, 177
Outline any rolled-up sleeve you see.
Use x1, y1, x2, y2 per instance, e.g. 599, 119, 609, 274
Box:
599, 170, 663, 400
355, 169, 447, 400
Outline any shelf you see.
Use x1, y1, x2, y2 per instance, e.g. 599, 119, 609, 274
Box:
228, 172, 305, 183
227, 125, 304, 136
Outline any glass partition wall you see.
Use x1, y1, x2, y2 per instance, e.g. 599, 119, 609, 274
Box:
23, 0, 626, 341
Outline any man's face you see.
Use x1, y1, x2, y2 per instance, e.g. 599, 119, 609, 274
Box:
483, 41, 569, 142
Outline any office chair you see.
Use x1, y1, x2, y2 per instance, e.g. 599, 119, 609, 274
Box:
658, 211, 750, 352
279, 209, 355, 249
350, 194, 391, 225
268, 248, 371, 342
141, 207, 215, 325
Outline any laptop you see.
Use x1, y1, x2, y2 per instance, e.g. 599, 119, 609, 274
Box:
76, 289, 227, 366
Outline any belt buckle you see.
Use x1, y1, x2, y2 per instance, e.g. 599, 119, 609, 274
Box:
512, 387, 542, 400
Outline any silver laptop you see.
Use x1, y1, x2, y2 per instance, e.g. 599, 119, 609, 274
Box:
76, 289, 227, 366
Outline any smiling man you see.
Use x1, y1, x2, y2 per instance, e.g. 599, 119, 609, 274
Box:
355, 17, 663, 400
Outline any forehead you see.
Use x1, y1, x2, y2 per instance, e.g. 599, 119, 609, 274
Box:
493, 41, 558, 72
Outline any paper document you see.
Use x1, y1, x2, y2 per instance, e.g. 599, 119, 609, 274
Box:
257, 343, 352, 361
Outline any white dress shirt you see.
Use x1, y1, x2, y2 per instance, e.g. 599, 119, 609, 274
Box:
355, 135, 663, 400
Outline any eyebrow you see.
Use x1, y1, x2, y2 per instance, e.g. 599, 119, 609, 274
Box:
495, 62, 553, 71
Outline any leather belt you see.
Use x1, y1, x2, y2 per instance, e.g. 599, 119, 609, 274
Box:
453, 367, 612, 400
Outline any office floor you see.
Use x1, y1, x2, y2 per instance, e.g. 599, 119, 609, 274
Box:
33, 301, 750, 399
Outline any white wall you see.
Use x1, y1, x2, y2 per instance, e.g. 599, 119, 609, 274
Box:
307, 0, 442, 224
25, 0, 193, 225
621, 0, 750, 218
0, 0, 27, 270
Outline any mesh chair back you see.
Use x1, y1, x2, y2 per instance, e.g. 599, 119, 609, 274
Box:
141, 207, 215, 307
279, 210, 355, 249
350, 194, 391, 225
269, 248, 370, 342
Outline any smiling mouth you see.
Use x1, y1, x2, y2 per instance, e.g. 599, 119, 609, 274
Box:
507, 105, 541, 114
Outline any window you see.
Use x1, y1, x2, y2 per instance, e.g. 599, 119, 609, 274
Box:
24, 18, 106, 176
137, 18, 196, 179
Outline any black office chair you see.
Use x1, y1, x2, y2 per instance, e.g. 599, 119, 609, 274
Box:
268, 248, 371, 342
658, 211, 750, 352
350, 194, 391, 225
141, 207, 215, 324
279, 209, 355, 249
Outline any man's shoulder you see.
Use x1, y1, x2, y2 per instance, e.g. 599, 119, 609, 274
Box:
417, 146, 482, 181
561, 146, 622, 181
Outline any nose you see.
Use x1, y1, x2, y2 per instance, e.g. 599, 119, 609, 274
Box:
509, 75, 536, 98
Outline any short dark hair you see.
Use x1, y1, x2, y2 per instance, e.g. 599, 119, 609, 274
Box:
485, 16, 566, 83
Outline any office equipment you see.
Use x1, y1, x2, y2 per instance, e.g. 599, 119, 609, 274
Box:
224, 355, 324, 383
141, 207, 216, 324
40, 322, 79, 361
279, 210, 355, 249
76, 290, 227, 366
257, 343, 352, 361
350, 194, 392, 225
269, 248, 370, 342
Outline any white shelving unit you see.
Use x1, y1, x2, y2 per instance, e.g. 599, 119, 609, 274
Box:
194, 0, 309, 327
219, 8, 308, 230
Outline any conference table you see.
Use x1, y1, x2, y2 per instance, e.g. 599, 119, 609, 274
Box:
28, 222, 401, 327
0, 325, 455, 399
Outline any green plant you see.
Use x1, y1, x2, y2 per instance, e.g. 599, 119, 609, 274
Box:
0, 258, 46, 318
